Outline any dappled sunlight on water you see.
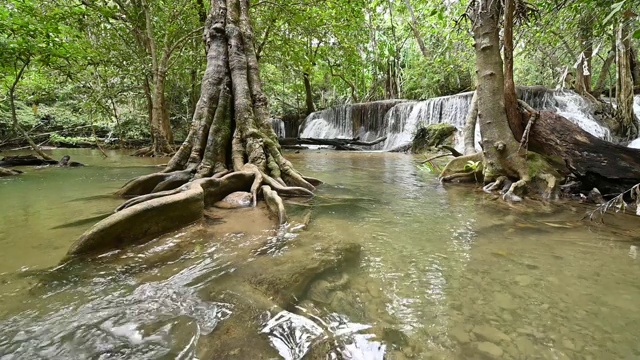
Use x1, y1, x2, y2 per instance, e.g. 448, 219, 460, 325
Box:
1, 149, 640, 359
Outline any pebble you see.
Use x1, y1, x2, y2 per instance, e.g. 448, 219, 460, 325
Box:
494, 292, 518, 310
562, 339, 576, 351
449, 326, 471, 344
515, 336, 536, 356
472, 324, 511, 343
476, 341, 504, 359
515, 275, 533, 286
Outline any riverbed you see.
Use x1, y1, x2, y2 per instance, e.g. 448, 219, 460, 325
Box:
1, 149, 639, 359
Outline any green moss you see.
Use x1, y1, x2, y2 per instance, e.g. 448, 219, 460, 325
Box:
411, 123, 457, 153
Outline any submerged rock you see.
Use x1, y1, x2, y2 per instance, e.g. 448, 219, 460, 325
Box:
214, 191, 253, 209
475, 341, 504, 358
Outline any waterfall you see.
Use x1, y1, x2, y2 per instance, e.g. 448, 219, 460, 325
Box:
299, 89, 614, 152
299, 100, 407, 141
628, 95, 640, 148
271, 118, 286, 139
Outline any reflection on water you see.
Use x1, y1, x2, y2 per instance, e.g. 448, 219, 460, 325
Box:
1, 149, 640, 359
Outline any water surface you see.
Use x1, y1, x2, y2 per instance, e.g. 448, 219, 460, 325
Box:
1, 149, 639, 359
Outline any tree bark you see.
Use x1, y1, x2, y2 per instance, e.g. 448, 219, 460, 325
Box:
592, 46, 615, 98
303, 72, 315, 115
615, 20, 638, 139
471, 0, 528, 181
528, 111, 640, 195
503, 0, 524, 141
403, 0, 428, 58
463, 90, 478, 155
66, 0, 318, 258
575, 15, 593, 95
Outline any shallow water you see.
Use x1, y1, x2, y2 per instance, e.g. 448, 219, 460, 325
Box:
1, 149, 640, 359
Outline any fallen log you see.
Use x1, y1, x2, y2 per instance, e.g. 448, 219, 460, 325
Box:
279, 136, 387, 149
0, 155, 58, 167
528, 111, 640, 195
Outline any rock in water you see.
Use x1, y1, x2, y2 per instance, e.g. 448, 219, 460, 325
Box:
475, 342, 504, 359
214, 191, 253, 209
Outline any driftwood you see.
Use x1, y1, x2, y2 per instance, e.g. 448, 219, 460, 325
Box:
529, 111, 640, 195
0, 155, 58, 167
279, 136, 387, 150
0, 154, 84, 168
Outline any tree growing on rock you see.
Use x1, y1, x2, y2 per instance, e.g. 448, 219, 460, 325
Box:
65, 0, 320, 258
442, 0, 640, 200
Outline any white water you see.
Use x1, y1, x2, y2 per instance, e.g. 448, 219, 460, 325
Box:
271, 118, 286, 139
628, 95, 640, 148
299, 89, 613, 152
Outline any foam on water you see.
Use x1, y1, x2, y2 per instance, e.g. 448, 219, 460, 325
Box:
299, 89, 613, 152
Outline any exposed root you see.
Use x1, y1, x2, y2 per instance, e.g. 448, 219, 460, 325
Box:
439, 152, 483, 183
302, 176, 323, 187
537, 173, 558, 200
503, 179, 527, 202
115, 187, 184, 212
131, 146, 153, 157
262, 185, 287, 225
441, 172, 477, 182
262, 172, 314, 197
482, 176, 509, 193
117, 170, 193, 197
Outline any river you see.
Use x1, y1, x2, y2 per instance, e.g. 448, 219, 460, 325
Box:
1, 149, 639, 359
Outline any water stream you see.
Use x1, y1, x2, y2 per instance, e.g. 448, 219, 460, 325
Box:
1, 149, 640, 359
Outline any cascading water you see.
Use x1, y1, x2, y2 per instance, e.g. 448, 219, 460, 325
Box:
271, 118, 286, 139
298, 100, 407, 141
627, 95, 640, 148
299, 88, 614, 152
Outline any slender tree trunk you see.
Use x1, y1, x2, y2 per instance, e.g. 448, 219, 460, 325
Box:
615, 20, 638, 139
9, 59, 54, 161
302, 72, 315, 115
464, 91, 478, 155
403, 0, 428, 58
150, 71, 174, 155
631, 47, 640, 88
503, 0, 524, 141
575, 15, 593, 95
472, 0, 527, 181
592, 46, 615, 98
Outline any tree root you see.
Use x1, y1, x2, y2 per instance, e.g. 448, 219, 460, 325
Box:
262, 185, 286, 225
0, 168, 22, 177
439, 153, 483, 182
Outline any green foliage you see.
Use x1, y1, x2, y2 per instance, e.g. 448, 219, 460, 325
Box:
464, 161, 481, 172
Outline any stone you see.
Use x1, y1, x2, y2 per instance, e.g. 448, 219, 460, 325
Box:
515, 336, 536, 357
562, 339, 575, 351
476, 341, 504, 359
450, 326, 471, 344
494, 292, 518, 310
514, 275, 533, 286
214, 191, 252, 209
473, 325, 511, 343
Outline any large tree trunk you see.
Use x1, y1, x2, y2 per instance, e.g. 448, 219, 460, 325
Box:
65, 0, 319, 259
528, 111, 640, 195
471, 0, 528, 182
503, 0, 524, 141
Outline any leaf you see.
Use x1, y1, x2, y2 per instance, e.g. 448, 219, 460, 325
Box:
602, 0, 625, 24
634, 29, 640, 39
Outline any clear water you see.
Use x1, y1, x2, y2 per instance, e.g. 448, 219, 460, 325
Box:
1, 149, 640, 359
